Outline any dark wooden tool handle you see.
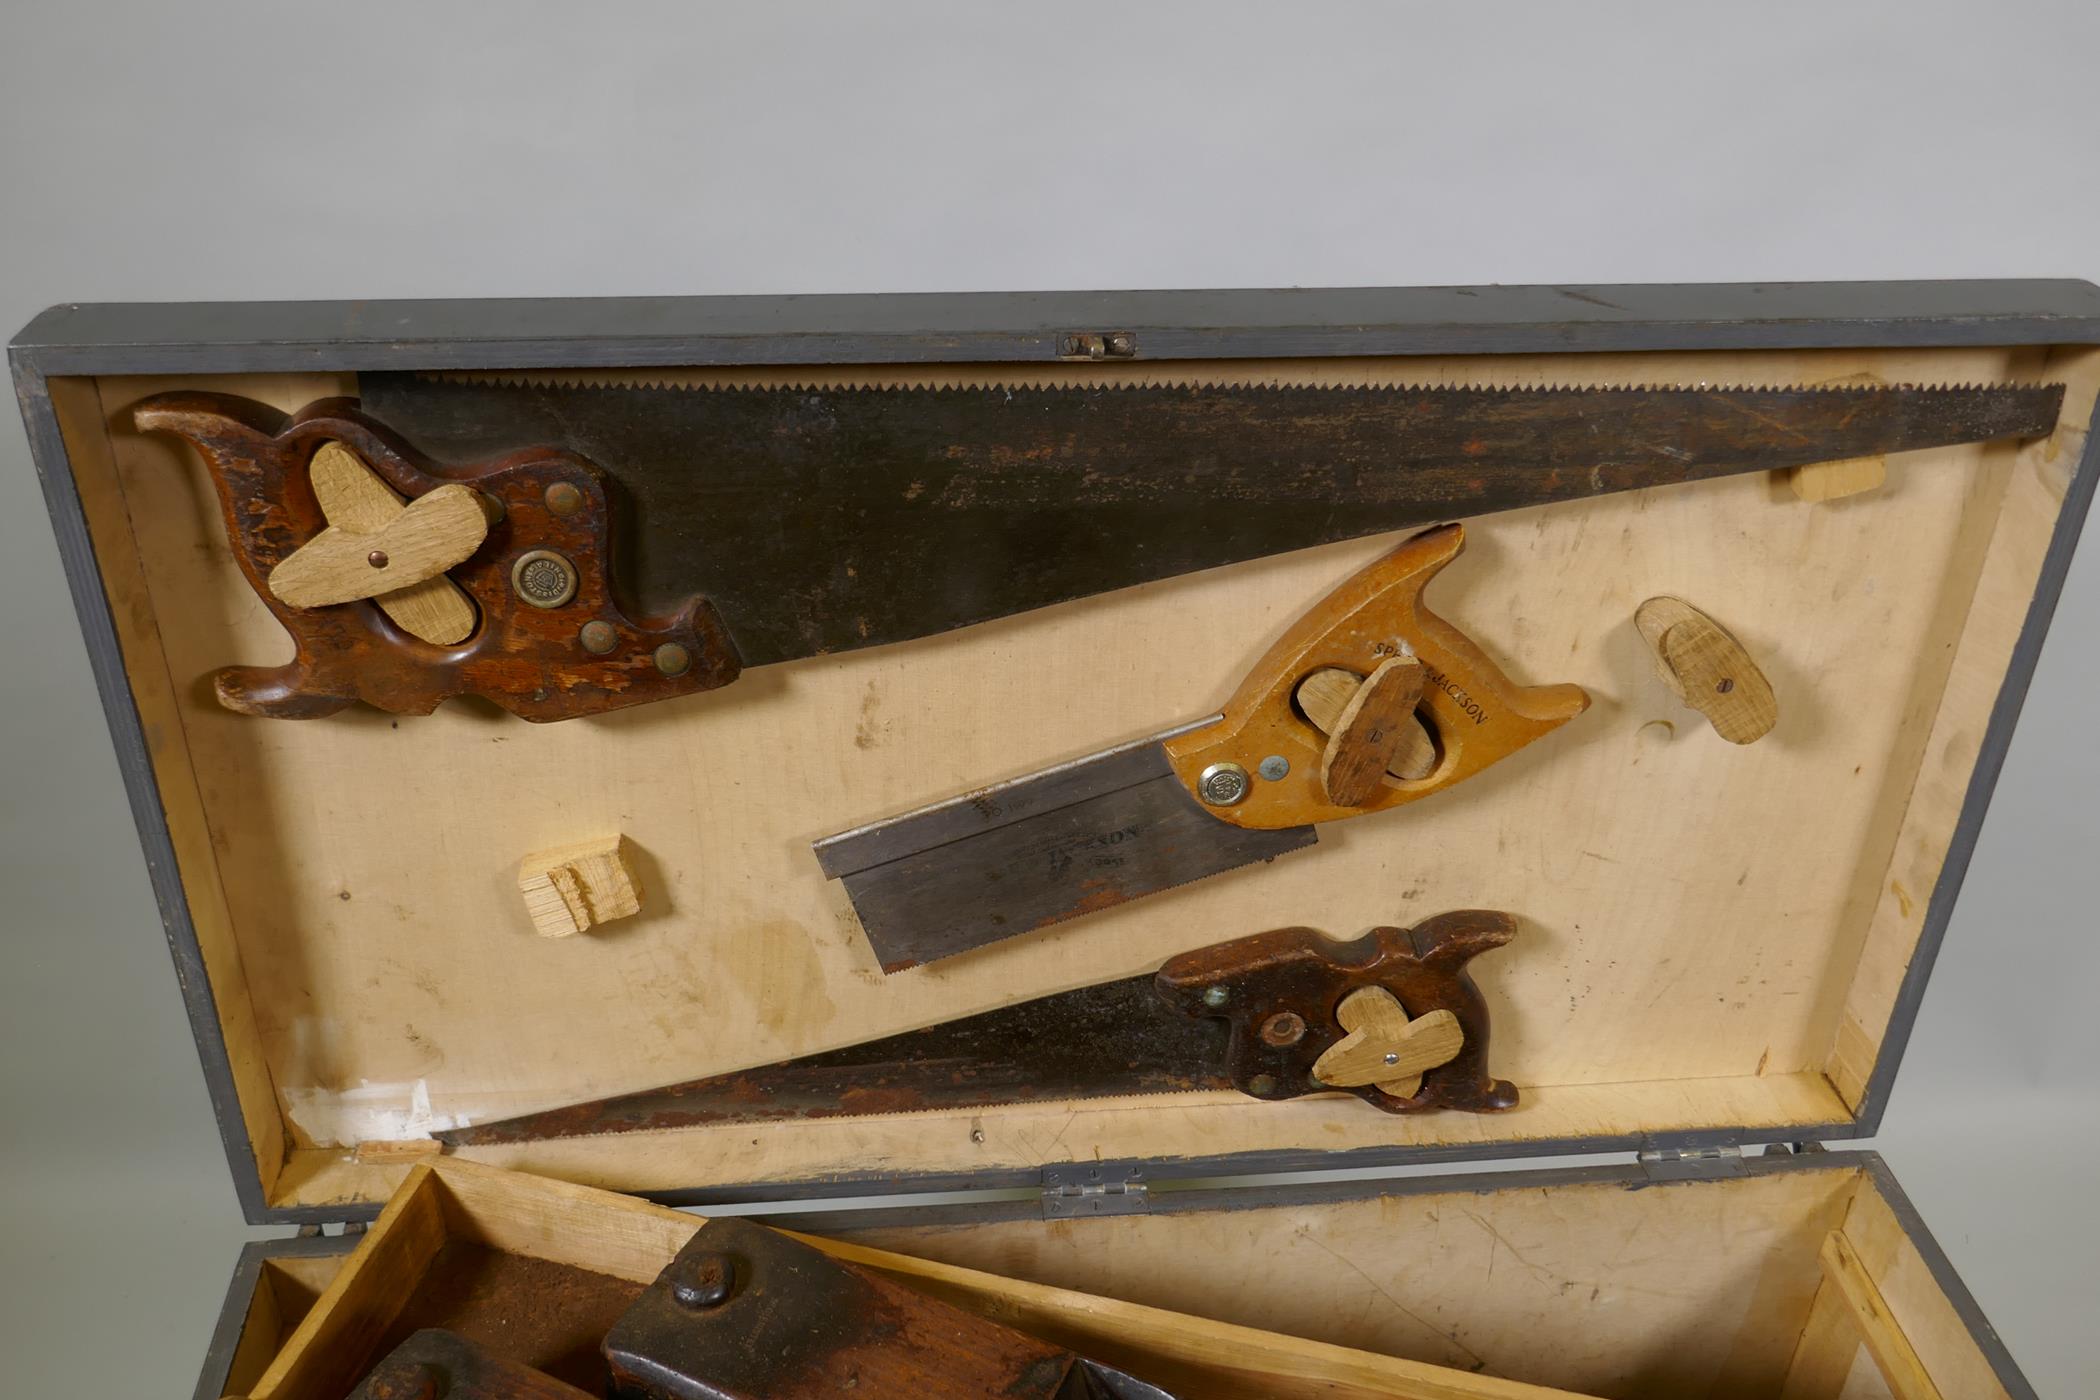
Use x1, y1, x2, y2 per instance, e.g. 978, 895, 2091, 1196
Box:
1155, 910, 1519, 1114
131, 392, 739, 722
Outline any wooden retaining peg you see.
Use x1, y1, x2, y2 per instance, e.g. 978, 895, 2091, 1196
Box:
1787, 453, 1887, 503
1635, 596, 1778, 745
267, 441, 487, 645
1295, 664, 1438, 790
1317, 656, 1428, 807
1310, 988, 1463, 1098
517, 835, 643, 937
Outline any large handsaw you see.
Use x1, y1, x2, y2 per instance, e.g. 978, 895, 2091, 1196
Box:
440, 912, 1518, 1148
132, 375, 2061, 720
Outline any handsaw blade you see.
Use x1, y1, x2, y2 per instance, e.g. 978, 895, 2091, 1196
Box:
438, 915, 1519, 1148
360, 374, 2063, 667
436, 970, 1224, 1147
813, 722, 1316, 973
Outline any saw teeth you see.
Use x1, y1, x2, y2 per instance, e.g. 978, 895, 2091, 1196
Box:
419, 368, 2052, 398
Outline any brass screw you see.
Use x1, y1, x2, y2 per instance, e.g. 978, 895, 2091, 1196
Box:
1247, 1073, 1278, 1096
367, 550, 389, 569
654, 642, 692, 677
579, 620, 618, 655
1260, 1011, 1307, 1047
1716, 677, 1735, 694
544, 481, 584, 517
510, 550, 579, 609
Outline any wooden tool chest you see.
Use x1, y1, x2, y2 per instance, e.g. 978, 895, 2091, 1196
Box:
14, 281, 2097, 1399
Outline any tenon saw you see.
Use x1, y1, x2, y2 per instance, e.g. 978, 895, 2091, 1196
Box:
819, 523, 1583, 970
439, 911, 1517, 1148
131, 376, 2061, 721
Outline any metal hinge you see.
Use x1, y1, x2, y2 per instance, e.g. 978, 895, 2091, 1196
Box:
1637, 1144, 1745, 1181
1041, 1162, 1150, 1218
1057, 331, 1138, 361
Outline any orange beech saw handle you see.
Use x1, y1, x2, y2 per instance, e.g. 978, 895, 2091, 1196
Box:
1162, 524, 1589, 829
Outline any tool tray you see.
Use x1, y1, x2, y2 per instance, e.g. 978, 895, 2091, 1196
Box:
14, 282, 2097, 1399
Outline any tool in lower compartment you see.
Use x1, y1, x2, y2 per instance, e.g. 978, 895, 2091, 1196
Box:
605, 1217, 1179, 1399
438, 910, 1514, 1148
346, 1329, 593, 1400
816, 523, 1585, 971
131, 377, 2062, 721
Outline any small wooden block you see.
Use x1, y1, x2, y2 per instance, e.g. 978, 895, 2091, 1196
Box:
271, 441, 483, 646
269, 485, 488, 607
1787, 453, 1887, 503
1296, 666, 1438, 785
1634, 596, 1778, 745
1310, 987, 1463, 1095
518, 835, 643, 938
1318, 655, 1428, 807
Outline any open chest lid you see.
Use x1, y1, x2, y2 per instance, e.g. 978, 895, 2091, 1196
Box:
15, 280, 2100, 1226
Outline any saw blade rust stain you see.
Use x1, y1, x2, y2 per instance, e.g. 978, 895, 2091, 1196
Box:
439, 974, 1230, 1148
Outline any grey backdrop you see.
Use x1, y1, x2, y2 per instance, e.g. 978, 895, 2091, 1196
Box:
3, 2, 2095, 1393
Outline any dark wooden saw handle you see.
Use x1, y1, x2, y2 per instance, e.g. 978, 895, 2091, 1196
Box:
132, 392, 739, 722
1155, 910, 1519, 1114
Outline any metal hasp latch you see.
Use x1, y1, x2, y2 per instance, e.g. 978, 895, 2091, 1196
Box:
294, 1220, 367, 1239
604, 1217, 1176, 1399
1637, 1143, 1746, 1181
1043, 1161, 1151, 1219
1057, 330, 1137, 360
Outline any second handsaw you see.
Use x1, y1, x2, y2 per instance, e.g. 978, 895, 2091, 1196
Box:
441, 910, 1517, 1148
